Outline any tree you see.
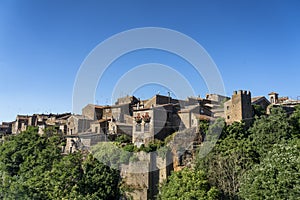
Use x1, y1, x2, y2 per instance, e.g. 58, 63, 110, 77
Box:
252, 104, 266, 117
197, 122, 258, 199
239, 139, 300, 200
0, 128, 121, 199
80, 154, 121, 199
289, 104, 300, 138
249, 106, 292, 156
158, 168, 219, 200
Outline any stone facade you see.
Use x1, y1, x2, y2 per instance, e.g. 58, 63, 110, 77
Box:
0, 122, 12, 135
10, 113, 71, 135
120, 151, 173, 200
224, 90, 254, 125
64, 133, 107, 154
67, 115, 93, 135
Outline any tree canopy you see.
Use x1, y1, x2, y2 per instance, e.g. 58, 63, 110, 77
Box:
0, 127, 121, 199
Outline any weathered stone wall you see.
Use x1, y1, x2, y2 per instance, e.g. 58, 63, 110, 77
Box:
178, 112, 190, 129
120, 151, 172, 200
224, 90, 253, 125
82, 104, 96, 120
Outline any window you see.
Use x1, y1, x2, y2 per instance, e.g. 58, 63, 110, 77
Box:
227, 106, 230, 110
144, 123, 150, 132
227, 116, 230, 119
136, 124, 141, 132
95, 127, 98, 133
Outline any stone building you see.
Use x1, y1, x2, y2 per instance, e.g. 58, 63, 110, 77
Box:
267, 92, 300, 114
82, 104, 110, 120
11, 115, 30, 134
67, 115, 93, 135
206, 93, 229, 103
177, 105, 213, 130
0, 122, 12, 135
251, 96, 271, 111
224, 90, 254, 125
131, 94, 219, 147
132, 103, 179, 147
11, 113, 71, 135
268, 92, 279, 104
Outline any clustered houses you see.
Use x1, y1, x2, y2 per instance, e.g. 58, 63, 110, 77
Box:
64, 94, 229, 153
1, 91, 299, 146
0, 113, 71, 136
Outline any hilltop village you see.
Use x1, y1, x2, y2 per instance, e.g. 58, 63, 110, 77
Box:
1, 91, 299, 199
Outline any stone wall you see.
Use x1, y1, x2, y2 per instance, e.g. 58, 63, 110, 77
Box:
120, 151, 172, 200
224, 90, 253, 125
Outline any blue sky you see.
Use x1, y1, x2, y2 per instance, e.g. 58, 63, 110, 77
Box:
0, 0, 300, 122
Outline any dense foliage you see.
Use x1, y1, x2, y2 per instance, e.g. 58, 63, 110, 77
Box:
239, 139, 300, 199
158, 169, 219, 200
160, 106, 300, 199
0, 127, 121, 199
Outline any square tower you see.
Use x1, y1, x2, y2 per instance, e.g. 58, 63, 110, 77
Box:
224, 90, 253, 125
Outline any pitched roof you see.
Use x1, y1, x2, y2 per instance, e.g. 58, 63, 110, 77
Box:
251, 96, 270, 104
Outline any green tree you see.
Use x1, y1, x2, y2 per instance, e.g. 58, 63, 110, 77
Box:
249, 106, 292, 156
197, 122, 258, 199
158, 168, 219, 200
290, 104, 300, 138
252, 104, 266, 117
0, 128, 121, 199
239, 139, 300, 200
80, 154, 121, 199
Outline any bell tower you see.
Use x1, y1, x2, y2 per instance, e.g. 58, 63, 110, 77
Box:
268, 92, 278, 104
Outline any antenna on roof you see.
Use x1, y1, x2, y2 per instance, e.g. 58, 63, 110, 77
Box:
168, 91, 171, 103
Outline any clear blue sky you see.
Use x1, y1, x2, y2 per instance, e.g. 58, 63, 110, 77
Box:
1, 0, 300, 122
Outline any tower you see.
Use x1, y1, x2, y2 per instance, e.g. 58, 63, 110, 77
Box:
268, 92, 279, 104
224, 90, 253, 125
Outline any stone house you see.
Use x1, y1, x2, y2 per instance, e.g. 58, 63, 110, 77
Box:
67, 115, 93, 135
11, 115, 30, 134
251, 96, 271, 111
0, 122, 12, 135
64, 132, 108, 154
11, 113, 71, 135
267, 92, 300, 114
177, 105, 213, 130
132, 104, 176, 146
